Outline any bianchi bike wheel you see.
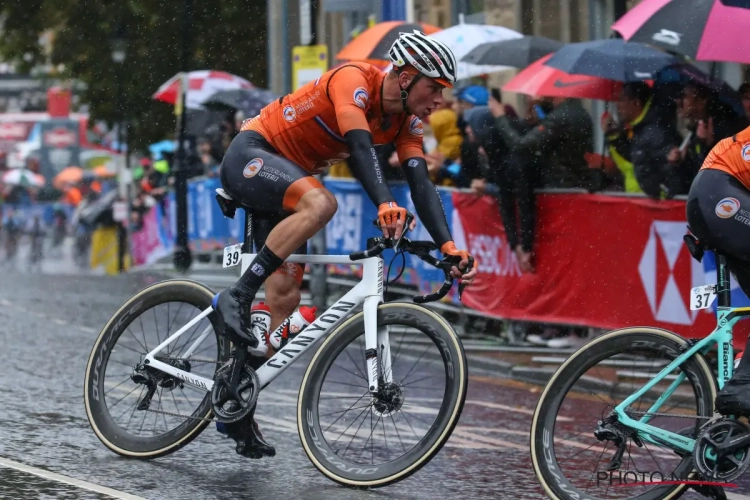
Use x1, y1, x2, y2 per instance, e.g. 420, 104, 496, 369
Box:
84, 279, 230, 459
530, 327, 716, 500
297, 302, 468, 488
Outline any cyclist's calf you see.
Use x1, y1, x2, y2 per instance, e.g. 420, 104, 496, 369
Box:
264, 273, 302, 332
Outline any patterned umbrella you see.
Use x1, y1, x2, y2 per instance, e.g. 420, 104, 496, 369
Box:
1, 168, 44, 187
152, 70, 253, 110
612, 0, 750, 64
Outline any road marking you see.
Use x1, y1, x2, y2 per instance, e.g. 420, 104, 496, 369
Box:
0, 457, 146, 500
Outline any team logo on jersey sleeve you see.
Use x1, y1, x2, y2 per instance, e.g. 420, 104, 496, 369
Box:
742, 143, 750, 161
353, 87, 369, 109
409, 116, 424, 136
243, 158, 264, 178
283, 105, 296, 122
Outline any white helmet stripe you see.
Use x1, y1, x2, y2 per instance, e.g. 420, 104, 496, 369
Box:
388, 30, 457, 83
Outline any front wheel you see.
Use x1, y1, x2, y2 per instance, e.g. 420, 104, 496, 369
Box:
297, 302, 468, 488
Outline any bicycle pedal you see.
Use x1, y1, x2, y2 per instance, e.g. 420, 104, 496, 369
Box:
691, 484, 727, 500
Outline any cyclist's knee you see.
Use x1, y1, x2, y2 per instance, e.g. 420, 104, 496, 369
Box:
296, 188, 338, 225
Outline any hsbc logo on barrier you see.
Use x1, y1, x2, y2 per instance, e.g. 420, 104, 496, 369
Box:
638, 221, 704, 325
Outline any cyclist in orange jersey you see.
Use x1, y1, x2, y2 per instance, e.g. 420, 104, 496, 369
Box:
213, 30, 478, 458
687, 124, 750, 416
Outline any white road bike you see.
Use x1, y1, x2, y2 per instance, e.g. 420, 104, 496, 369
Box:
84, 188, 469, 488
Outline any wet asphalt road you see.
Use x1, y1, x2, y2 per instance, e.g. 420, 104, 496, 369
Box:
2, 243, 750, 499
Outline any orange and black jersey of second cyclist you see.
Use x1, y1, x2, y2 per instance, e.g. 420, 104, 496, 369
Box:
242, 62, 425, 172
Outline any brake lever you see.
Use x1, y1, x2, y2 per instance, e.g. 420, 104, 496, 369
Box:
457, 256, 474, 301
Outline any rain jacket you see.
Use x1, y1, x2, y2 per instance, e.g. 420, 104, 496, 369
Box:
606, 97, 678, 198
495, 99, 594, 190
428, 109, 463, 161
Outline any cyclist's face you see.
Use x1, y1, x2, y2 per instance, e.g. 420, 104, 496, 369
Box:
407, 77, 446, 120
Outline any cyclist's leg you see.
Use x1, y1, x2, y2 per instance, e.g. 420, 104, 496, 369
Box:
215, 131, 336, 345
688, 169, 750, 414
252, 212, 307, 332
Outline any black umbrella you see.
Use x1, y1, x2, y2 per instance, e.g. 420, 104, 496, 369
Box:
544, 39, 678, 82
461, 36, 564, 68
203, 88, 279, 118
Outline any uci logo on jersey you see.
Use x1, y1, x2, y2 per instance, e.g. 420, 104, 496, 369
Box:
353, 87, 369, 109
243, 158, 264, 178
742, 143, 750, 162
409, 116, 423, 136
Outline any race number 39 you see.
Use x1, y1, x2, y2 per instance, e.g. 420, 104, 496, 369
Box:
223, 244, 242, 268
690, 284, 717, 311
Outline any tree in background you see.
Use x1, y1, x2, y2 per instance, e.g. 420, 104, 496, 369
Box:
0, 0, 268, 150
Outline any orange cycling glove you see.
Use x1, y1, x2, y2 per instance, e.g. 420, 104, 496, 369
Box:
377, 202, 408, 230
440, 241, 478, 270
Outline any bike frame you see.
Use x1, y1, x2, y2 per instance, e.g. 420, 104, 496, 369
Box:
142, 208, 392, 395
613, 253, 750, 454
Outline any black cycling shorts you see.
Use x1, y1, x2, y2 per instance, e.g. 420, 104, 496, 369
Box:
687, 169, 750, 292
220, 131, 324, 280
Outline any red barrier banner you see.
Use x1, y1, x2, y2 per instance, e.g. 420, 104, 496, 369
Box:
453, 192, 724, 340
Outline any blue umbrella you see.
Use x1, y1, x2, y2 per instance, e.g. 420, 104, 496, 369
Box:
544, 39, 679, 83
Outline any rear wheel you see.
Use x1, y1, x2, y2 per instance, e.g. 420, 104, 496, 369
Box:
84, 279, 230, 459
297, 303, 468, 488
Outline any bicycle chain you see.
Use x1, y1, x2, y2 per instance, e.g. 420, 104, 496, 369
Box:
144, 406, 218, 423
625, 410, 713, 420
143, 355, 223, 422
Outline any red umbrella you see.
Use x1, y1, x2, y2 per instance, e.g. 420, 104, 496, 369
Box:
612, 0, 750, 64
152, 70, 253, 110
503, 54, 622, 101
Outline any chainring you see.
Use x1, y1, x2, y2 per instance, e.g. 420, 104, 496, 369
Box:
693, 418, 750, 482
211, 359, 260, 424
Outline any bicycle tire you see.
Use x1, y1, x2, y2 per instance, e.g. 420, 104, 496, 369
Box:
83, 279, 230, 459
297, 302, 468, 488
530, 327, 717, 500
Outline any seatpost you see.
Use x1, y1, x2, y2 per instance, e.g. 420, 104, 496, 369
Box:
717, 253, 732, 308
241, 208, 253, 254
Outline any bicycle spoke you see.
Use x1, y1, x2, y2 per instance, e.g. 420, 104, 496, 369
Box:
390, 413, 406, 454
153, 307, 160, 347
331, 361, 367, 382
400, 343, 433, 384
318, 404, 373, 418
105, 376, 133, 396
343, 349, 367, 380
125, 327, 148, 354
138, 315, 150, 353
335, 404, 372, 453
107, 384, 141, 410
323, 391, 369, 434
166, 302, 184, 344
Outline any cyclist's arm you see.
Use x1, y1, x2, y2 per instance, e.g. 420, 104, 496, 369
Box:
396, 128, 452, 249
329, 68, 395, 207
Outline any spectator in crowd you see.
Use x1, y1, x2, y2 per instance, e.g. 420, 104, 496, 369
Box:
199, 136, 221, 177
665, 80, 748, 196
489, 94, 594, 191
452, 86, 488, 186
740, 82, 750, 124
424, 107, 464, 186
472, 95, 546, 274
604, 82, 677, 198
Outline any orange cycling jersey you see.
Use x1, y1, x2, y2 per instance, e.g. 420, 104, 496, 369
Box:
242, 62, 424, 173
701, 125, 750, 191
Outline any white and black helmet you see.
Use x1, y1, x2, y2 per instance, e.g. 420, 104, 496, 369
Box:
389, 30, 457, 87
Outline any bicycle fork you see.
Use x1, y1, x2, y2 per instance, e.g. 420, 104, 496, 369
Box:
363, 296, 393, 394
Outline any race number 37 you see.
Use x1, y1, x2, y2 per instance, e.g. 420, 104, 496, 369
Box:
223, 244, 242, 268
690, 284, 717, 311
